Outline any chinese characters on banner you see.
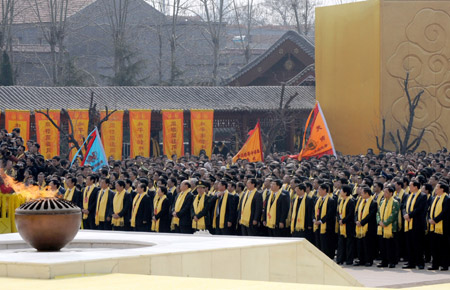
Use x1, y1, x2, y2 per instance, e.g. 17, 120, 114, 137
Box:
100, 111, 124, 160
129, 110, 151, 158
232, 121, 264, 163
5, 110, 30, 144
190, 110, 214, 157
298, 102, 336, 160
162, 110, 184, 159
35, 110, 60, 159
68, 109, 89, 160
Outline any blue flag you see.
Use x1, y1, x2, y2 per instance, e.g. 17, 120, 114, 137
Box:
80, 127, 108, 172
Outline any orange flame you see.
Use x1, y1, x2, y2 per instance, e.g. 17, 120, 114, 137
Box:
1, 169, 57, 201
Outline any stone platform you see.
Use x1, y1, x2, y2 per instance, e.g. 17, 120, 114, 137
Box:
0, 230, 360, 286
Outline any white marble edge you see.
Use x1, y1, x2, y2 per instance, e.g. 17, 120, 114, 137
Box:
0, 231, 303, 265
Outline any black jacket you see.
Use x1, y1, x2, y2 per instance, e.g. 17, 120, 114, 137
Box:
338, 198, 355, 237
359, 199, 378, 236
83, 186, 99, 220
404, 192, 427, 231
292, 195, 314, 232
132, 194, 151, 228
212, 192, 236, 228
428, 194, 449, 236
315, 195, 337, 233
263, 190, 290, 228
191, 194, 214, 227
174, 191, 194, 226
154, 197, 171, 232
241, 190, 263, 226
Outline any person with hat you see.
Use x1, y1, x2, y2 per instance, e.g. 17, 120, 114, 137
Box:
191, 180, 212, 232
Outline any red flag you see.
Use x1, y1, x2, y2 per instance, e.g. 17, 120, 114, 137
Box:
232, 121, 264, 163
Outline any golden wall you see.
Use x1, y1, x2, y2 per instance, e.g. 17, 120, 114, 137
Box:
381, 0, 450, 152
315, 0, 381, 155
316, 0, 450, 154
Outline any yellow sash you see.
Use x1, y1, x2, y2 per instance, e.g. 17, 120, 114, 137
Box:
394, 189, 405, 228
95, 189, 109, 225
240, 189, 257, 227
405, 190, 421, 232
291, 195, 306, 233
314, 195, 329, 234
266, 189, 282, 229
378, 197, 394, 238
338, 197, 350, 237
64, 187, 75, 202
213, 191, 229, 229
112, 189, 126, 227
82, 186, 95, 219
356, 195, 374, 238
151, 195, 167, 232
131, 192, 147, 228
430, 193, 447, 235
172, 189, 191, 226
192, 193, 207, 230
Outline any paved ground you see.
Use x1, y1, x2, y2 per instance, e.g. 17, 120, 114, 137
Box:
342, 263, 450, 288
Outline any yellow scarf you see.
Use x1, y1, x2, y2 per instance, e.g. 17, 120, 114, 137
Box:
151, 195, 167, 232
266, 189, 282, 229
338, 197, 350, 237
172, 189, 191, 226
95, 188, 109, 225
213, 191, 229, 229
291, 194, 306, 233
378, 197, 394, 238
64, 187, 75, 202
240, 189, 257, 227
82, 186, 95, 219
430, 193, 447, 235
355, 196, 362, 214
112, 189, 126, 227
405, 190, 421, 232
131, 192, 147, 228
192, 193, 207, 230
356, 195, 374, 238
314, 195, 330, 234
376, 192, 384, 208
394, 189, 405, 228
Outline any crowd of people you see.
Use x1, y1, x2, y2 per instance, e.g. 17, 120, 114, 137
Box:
0, 127, 449, 271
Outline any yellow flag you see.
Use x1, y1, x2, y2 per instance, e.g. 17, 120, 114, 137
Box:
298, 101, 336, 160
232, 121, 263, 163
100, 110, 124, 160
162, 110, 184, 158
191, 110, 214, 157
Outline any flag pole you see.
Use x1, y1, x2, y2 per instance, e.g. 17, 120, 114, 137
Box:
69, 127, 96, 168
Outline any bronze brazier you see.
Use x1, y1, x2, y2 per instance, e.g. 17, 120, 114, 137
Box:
15, 198, 81, 251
